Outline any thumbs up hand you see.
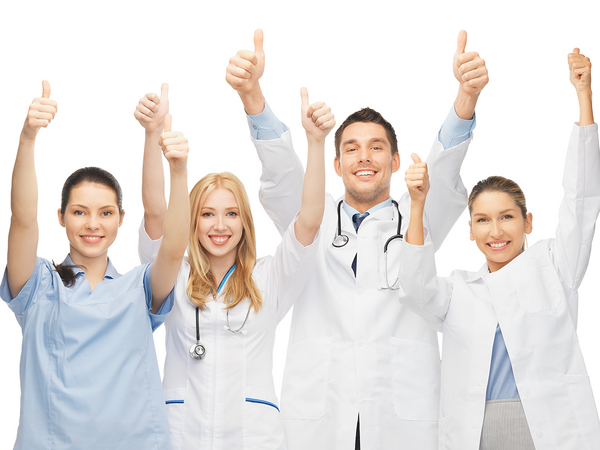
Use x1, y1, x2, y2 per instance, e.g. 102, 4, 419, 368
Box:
301, 87, 336, 142
22, 80, 58, 140
226, 29, 266, 95
453, 30, 489, 97
405, 153, 429, 204
568, 48, 592, 93
159, 114, 189, 173
134, 83, 170, 133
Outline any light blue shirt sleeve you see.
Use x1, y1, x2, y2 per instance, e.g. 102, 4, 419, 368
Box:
246, 101, 289, 140
438, 106, 476, 150
143, 263, 175, 331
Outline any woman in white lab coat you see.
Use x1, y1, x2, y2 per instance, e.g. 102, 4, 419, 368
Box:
398, 49, 600, 450
134, 86, 334, 449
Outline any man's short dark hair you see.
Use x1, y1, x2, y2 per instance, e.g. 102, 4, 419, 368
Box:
334, 107, 398, 159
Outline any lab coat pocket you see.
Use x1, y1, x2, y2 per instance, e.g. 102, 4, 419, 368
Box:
164, 388, 187, 450
511, 258, 562, 313
281, 336, 332, 420
564, 374, 600, 448
390, 337, 440, 421
244, 386, 287, 449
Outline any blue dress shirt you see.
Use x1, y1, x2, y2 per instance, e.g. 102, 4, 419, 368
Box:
0, 256, 174, 450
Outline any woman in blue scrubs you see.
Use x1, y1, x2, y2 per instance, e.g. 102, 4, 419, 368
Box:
1, 81, 190, 450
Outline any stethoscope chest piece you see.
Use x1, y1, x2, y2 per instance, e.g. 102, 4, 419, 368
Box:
332, 234, 349, 248
189, 343, 206, 360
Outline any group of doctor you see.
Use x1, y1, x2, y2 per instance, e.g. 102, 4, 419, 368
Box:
2, 27, 599, 450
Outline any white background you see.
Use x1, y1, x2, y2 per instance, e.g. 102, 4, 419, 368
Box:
1, 0, 599, 445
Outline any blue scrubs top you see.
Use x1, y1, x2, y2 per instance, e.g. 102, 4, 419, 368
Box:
0, 256, 174, 450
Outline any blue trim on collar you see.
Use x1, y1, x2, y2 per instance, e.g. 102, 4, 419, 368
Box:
217, 265, 236, 294
245, 397, 280, 411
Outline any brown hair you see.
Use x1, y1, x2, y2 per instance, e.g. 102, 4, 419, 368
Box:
334, 107, 398, 159
468, 176, 528, 218
186, 172, 262, 311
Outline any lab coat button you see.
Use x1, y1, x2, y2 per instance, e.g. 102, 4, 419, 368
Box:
522, 388, 531, 396
356, 289, 364, 296
535, 430, 543, 437
513, 348, 520, 356
498, 308, 507, 316
350, 397, 357, 404
357, 341, 364, 348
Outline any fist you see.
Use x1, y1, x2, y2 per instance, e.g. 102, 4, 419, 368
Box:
159, 114, 189, 172
300, 87, 336, 142
569, 48, 592, 92
453, 30, 489, 96
405, 153, 429, 203
226, 29, 265, 94
134, 83, 169, 133
23, 80, 57, 140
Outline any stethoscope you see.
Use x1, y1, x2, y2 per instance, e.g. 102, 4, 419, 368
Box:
332, 199, 403, 289
190, 265, 251, 360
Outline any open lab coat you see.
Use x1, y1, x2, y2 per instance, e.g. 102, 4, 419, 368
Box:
252, 130, 471, 450
398, 123, 600, 450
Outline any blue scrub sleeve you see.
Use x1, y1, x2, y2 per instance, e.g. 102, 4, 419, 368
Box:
0, 258, 56, 320
143, 262, 175, 331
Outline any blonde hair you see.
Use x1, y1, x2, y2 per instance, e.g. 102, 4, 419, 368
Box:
186, 172, 262, 311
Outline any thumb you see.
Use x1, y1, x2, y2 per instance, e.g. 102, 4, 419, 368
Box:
456, 30, 467, 55
42, 80, 51, 98
411, 153, 422, 164
572, 47, 580, 55
161, 83, 169, 101
254, 28, 264, 54
164, 114, 172, 133
300, 87, 309, 109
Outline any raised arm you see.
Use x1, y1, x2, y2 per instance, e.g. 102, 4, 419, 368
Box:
226, 29, 304, 235
134, 83, 170, 240
405, 153, 430, 246
420, 30, 488, 250
295, 88, 334, 245
7, 81, 57, 298
552, 49, 599, 290
150, 114, 190, 312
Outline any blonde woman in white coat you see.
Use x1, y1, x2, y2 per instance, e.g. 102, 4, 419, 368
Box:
399, 49, 600, 450
133, 85, 334, 450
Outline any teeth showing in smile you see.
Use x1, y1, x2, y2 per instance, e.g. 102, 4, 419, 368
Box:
489, 242, 508, 248
211, 236, 229, 243
356, 171, 375, 176
82, 236, 101, 241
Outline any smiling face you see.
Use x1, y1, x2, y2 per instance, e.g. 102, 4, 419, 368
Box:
58, 182, 124, 266
196, 187, 243, 268
469, 191, 533, 272
334, 122, 400, 212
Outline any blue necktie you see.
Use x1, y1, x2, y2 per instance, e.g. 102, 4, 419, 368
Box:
351, 213, 369, 276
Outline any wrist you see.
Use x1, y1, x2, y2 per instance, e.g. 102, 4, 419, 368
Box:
239, 85, 265, 116
454, 86, 479, 120
20, 128, 37, 143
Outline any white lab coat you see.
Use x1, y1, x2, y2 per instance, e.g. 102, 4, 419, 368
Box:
398, 123, 600, 450
253, 130, 471, 449
138, 218, 319, 450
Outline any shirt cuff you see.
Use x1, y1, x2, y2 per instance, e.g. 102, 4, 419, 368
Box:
438, 106, 476, 150
246, 101, 289, 140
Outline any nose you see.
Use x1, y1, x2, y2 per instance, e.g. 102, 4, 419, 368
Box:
357, 146, 371, 163
213, 214, 227, 232
86, 215, 100, 231
490, 220, 502, 238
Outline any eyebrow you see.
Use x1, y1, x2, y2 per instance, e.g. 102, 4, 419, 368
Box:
70, 204, 117, 210
342, 137, 387, 147
472, 208, 517, 218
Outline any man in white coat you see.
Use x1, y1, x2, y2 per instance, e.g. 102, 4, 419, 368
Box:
226, 29, 489, 450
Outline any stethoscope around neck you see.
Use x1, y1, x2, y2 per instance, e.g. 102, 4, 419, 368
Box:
332, 199, 403, 289
189, 264, 251, 360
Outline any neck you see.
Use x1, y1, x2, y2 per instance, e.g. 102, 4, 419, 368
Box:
209, 254, 236, 286
345, 193, 389, 214
68, 247, 109, 290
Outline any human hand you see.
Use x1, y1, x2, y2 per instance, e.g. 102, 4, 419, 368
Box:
453, 30, 489, 97
134, 83, 169, 133
569, 48, 592, 93
159, 114, 188, 173
405, 153, 429, 204
226, 29, 265, 95
301, 87, 336, 142
22, 80, 57, 141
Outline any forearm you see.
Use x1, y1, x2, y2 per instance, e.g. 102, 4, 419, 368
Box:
578, 89, 594, 126
7, 134, 39, 297
406, 202, 425, 245
161, 169, 190, 260
238, 84, 265, 116
453, 86, 479, 120
295, 136, 325, 246
142, 129, 167, 239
